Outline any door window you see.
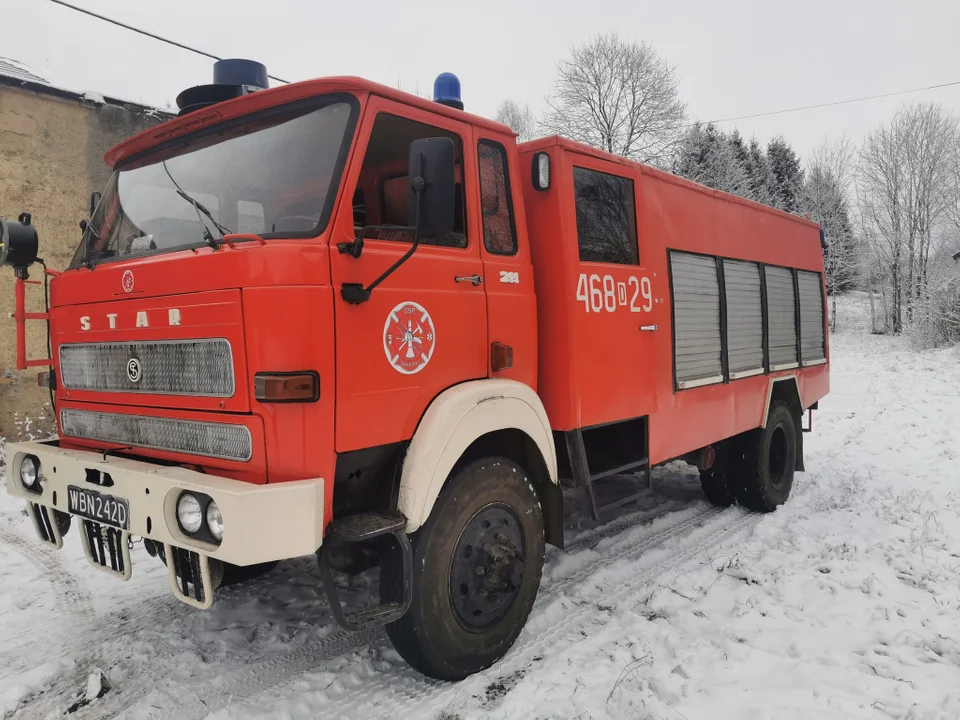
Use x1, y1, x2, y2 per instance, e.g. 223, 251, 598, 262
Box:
573, 167, 638, 265
354, 114, 467, 248
478, 140, 518, 255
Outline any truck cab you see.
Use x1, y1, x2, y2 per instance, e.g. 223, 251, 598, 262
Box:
3, 65, 561, 681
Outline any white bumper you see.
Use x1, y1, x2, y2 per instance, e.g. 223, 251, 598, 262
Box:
5, 440, 326, 568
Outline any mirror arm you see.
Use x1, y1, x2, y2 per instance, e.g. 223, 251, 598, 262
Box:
341, 175, 425, 305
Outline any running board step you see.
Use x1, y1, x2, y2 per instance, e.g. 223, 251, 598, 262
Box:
341, 601, 405, 629
327, 510, 406, 542
319, 511, 412, 631
565, 423, 652, 521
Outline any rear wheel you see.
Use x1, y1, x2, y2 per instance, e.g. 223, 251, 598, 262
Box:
699, 442, 737, 507
733, 400, 797, 512
381, 457, 545, 681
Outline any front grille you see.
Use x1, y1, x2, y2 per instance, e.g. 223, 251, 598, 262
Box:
59, 340, 234, 397
60, 409, 252, 462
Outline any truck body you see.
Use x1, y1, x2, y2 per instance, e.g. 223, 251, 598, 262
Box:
2, 65, 828, 680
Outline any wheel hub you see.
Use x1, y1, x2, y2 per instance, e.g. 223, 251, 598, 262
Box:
450, 504, 526, 631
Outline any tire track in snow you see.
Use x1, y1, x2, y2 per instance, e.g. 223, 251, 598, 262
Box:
22, 498, 697, 718
0, 526, 96, 623
311, 507, 758, 718
153, 501, 717, 719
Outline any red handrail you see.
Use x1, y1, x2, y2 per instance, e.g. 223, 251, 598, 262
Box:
13, 276, 51, 369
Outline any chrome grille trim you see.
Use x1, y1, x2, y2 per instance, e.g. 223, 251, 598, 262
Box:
59, 339, 235, 397
60, 409, 252, 462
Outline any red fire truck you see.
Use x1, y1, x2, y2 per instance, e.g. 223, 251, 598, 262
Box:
1, 60, 828, 681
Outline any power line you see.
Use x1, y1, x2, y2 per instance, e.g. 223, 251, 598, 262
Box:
46, 0, 290, 84
691, 80, 960, 127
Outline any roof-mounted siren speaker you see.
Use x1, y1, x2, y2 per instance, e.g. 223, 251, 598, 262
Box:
433, 72, 463, 111
175, 59, 269, 116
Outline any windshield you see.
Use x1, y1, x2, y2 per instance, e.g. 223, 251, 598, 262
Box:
71, 98, 356, 268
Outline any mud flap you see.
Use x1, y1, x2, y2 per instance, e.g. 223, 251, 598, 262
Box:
162, 544, 215, 609
27, 502, 65, 549
80, 520, 132, 580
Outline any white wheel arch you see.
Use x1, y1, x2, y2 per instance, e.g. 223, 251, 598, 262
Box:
398, 379, 558, 533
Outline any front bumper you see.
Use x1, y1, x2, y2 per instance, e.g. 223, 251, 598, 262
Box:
5, 440, 325, 608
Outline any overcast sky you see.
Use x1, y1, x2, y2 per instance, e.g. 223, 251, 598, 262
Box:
6, 0, 960, 161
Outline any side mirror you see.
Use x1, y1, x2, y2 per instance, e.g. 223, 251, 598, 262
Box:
90, 191, 102, 217
408, 137, 455, 238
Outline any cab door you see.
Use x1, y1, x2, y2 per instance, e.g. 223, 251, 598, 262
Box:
475, 137, 537, 388
330, 98, 487, 452
566, 154, 660, 427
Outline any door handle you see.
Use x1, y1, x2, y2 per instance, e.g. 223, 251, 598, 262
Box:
454, 274, 483, 286
639, 325, 658, 331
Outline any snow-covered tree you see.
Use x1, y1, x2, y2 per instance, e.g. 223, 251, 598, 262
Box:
541, 33, 686, 165
801, 136, 859, 330
767, 137, 804, 213
745, 137, 773, 206
673, 123, 749, 197
495, 100, 537, 142
858, 103, 959, 335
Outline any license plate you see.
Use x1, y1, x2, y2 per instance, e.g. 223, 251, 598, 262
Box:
68, 485, 130, 530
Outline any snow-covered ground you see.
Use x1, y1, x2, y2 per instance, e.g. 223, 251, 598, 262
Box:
2, 294, 960, 719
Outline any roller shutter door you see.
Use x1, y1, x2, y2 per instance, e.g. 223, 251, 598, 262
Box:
723, 260, 764, 377
798, 270, 826, 363
764, 266, 798, 369
670, 251, 722, 389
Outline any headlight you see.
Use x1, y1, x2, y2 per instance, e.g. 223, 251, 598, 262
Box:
20, 456, 39, 490
206, 500, 223, 542
176, 493, 203, 534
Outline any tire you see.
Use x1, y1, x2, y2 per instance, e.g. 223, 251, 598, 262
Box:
381, 457, 545, 681
732, 399, 797, 512
699, 442, 737, 507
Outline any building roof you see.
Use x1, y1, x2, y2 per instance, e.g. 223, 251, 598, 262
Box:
0, 56, 171, 119
0, 57, 47, 84
952, 250, 960, 261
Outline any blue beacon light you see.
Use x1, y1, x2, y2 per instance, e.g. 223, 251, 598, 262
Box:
433, 73, 463, 110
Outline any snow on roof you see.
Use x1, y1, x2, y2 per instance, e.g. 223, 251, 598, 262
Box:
0, 56, 171, 119
0, 57, 47, 85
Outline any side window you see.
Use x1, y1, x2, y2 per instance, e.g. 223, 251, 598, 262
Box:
573, 167, 638, 265
478, 140, 518, 255
354, 113, 467, 248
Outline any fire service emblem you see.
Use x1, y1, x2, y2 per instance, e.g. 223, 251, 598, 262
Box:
122, 269, 135, 293
384, 301, 436, 375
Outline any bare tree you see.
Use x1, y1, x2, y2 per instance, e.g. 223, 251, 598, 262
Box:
396, 79, 430, 99
857, 103, 959, 333
495, 100, 537, 142
541, 33, 685, 165
801, 135, 859, 330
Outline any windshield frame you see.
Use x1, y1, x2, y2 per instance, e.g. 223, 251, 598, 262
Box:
72, 92, 361, 269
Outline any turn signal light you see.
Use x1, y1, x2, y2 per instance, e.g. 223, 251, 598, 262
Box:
254, 372, 319, 403
491, 342, 514, 372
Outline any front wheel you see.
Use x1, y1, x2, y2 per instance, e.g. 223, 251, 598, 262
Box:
381, 457, 545, 681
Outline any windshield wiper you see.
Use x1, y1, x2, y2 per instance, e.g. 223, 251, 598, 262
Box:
78, 219, 101, 269
161, 162, 232, 249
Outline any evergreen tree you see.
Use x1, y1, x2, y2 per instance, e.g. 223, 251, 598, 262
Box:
744, 137, 773, 205
673, 123, 749, 197
766, 136, 804, 213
